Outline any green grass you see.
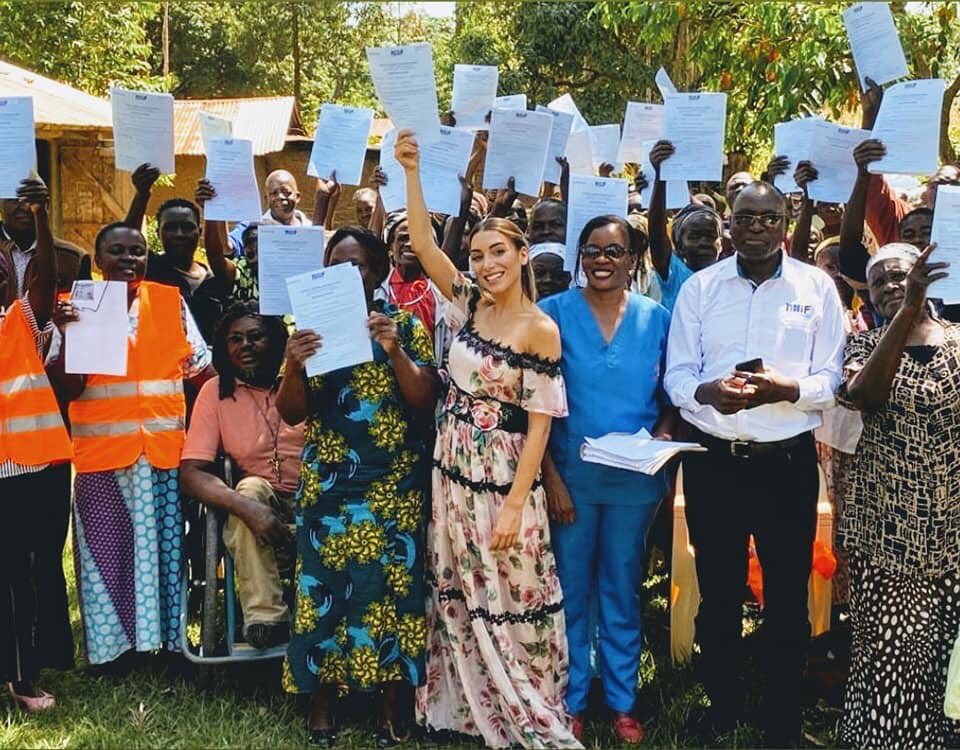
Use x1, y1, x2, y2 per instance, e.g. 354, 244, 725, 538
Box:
0, 545, 842, 748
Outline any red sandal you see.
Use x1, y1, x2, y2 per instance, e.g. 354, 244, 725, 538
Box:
613, 713, 645, 744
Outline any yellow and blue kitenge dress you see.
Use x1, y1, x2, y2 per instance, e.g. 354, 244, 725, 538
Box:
284, 303, 434, 694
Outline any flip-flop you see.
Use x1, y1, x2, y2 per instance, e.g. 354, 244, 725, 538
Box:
7, 684, 55, 712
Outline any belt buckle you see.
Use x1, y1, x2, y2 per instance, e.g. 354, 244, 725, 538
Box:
730, 440, 752, 459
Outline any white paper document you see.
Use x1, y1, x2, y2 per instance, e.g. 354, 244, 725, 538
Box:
367, 43, 440, 143
0, 97, 36, 198
65, 280, 128, 376
580, 429, 706, 475
203, 138, 262, 223
617, 102, 664, 164
930, 185, 960, 304
806, 121, 870, 204
199, 111, 232, 153
564, 175, 628, 271
494, 94, 527, 111
536, 106, 574, 184
110, 87, 175, 174
450, 64, 498, 129
773, 118, 819, 194
868, 79, 944, 176
308, 104, 374, 185
483, 108, 553, 197
655, 67, 678, 99
843, 2, 909, 90
565, 127, 595, 177
286, 263, 373, 378
548, 93, 590, 132
660, 93, 727, 182
257, 225, 326, 315
589, 124, 621, 172
378, 127, 474, 216
640, 140, 689, 210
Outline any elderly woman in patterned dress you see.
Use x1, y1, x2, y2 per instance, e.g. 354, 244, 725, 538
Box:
838, 243, 960, 749
277, 226, 438, 748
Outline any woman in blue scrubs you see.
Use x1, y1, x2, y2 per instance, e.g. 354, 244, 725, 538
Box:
539, 215, 674, 745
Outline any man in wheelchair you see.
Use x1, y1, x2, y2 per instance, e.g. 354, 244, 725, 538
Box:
180, 302, 305, 650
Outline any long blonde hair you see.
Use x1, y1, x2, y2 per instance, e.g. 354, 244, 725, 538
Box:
468, 217, 537, 301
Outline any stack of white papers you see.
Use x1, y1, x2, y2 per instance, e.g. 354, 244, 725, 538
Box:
580, 429, 705, 475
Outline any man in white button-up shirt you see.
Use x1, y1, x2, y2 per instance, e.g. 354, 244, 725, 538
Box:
665, 181, 846, 747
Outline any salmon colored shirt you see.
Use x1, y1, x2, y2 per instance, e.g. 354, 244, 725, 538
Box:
182, 376, 305, 494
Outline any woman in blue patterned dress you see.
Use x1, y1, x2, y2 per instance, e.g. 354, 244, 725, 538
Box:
277, 226, 439, 747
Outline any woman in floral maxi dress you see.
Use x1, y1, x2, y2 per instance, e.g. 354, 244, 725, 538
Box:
394, 129, 580, 749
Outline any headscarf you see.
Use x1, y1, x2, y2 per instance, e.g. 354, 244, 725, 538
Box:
528, 242, 566, 260
865, 242, 920, 278
670, 203, 723, 250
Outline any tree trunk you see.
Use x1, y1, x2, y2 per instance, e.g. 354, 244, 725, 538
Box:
942, 73, 959, 165
292, 2, 302, 108
162, 2, 170, 79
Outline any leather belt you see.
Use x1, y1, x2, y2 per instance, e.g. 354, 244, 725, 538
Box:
698, 432, 809, 459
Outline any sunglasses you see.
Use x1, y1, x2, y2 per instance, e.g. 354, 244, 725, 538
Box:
732, 213, 785, 228
580, 243, 631, 259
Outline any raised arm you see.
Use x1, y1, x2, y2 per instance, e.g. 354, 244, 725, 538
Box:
368, 166, 388, 237
312, 173, 340, 228
790, 161, 818, 264
839, 140, 886, 255
276, 330, 321, 426
441, 175, 474, 266
124, 163, 160, 230
195, 179, 236, 288
395, 129, 460, 300
648, 139, 676, 278
367, 312, 439, 411
846, 244, 945, 411
19, 177, 56, 325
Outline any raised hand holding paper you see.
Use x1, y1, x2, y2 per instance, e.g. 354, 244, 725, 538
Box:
930, 185, 960, 304
379, 126, 474, 216
0, 97, 36, 198
203, 139, 262, 223
308, 104, 374, 185
366, 43, 440, 143
843, 2, 909, 91
868, 79, 944, 176
640, 140, 689, 210
483, 108, 553, 197
564, 175, 628, 272
773, 118, 819, 194
589, 124, 621, 172
286, 263, 373, 378
806, 121, 870, 204
450, 64, 498, 129
618, 102, 664, 164
536, 106, 574, 185
661, 93, 727, 182
257, 225, 326, 315
111, 87, 176, 174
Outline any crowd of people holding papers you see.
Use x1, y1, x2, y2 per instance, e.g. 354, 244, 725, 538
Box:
3, 2, 960, 748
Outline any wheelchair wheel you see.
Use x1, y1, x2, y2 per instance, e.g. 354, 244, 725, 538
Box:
202, 508, 220, 656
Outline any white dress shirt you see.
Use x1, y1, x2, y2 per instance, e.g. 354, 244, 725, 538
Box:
665, 253, 846, 442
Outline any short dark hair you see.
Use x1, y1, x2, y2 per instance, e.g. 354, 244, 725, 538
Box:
324, 225, 391, 286
212, 301, 289, 400
95, 222, 145, 254
533, 197, 566, 213
155, 198, 201, 228
574, 214, 637, 283
732, 181, 786, 214
900, 207, 933, 227
241, 222, 259, 245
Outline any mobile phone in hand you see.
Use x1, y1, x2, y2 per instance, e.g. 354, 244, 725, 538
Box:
734, 357, 764, 373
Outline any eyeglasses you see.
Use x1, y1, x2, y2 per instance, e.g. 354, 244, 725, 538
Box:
732, 213, 785, 228
580, 243, 631, 259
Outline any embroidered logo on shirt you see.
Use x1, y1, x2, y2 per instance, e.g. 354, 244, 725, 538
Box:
784, 302, 814, 318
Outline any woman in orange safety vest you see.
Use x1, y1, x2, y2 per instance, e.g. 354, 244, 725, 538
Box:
52, 221, 213, 669
0, 184, 74, 712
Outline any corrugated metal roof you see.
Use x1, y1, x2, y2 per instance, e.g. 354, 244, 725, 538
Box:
174, 96, 304, 156
0, 60, 112, 131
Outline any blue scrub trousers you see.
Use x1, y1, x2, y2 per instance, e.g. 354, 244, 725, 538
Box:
552, 500, 660, 714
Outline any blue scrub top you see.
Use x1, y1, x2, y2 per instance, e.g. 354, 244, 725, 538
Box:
657, 253, 694, 314
539, 289, 671, 505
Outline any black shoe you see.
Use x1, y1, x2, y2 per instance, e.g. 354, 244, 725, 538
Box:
245, 622, 289, 650
375, 721, 410, 748
306, 722, 337, 748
